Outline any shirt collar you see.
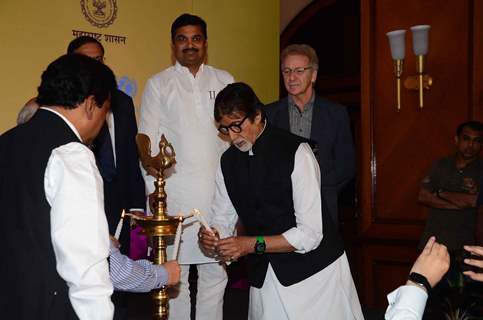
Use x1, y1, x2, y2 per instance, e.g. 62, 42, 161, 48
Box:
452, 155, 482, 171
250, 120, 268, 156
40, 107, 83, 142
174, 60, 204, 76
288, 92, 315, 113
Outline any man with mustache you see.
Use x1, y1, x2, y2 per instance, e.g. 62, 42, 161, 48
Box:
139, 13, 233, 320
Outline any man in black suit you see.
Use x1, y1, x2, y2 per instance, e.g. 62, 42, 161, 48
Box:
18, 36, 146, 250
17, 36, 146, 319
265, 44, 355, 227
67, 37, 146, 253
2, 54, 116, 320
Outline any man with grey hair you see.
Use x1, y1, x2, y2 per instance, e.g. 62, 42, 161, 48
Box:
265, 44, 355, 228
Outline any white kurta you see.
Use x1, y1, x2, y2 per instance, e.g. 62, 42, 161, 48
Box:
139, 62, 233, 264
385, 285, 428, 320
211, 143, 364, 320
42, 108, 114, 319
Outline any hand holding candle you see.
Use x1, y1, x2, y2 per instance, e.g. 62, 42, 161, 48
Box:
192, 209, 214, 235
171, 215, 183, 260
194, 209, 232, 264
114, 209, 125, 240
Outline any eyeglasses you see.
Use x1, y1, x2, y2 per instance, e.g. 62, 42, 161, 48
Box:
281, 66, 312, 76
217, 115, 248, 135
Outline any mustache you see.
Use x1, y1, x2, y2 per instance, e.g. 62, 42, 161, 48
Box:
182, 48, 199, 53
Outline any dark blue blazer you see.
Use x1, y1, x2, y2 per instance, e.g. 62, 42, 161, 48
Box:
265, 95, 355, 224
97, 89, 146, 254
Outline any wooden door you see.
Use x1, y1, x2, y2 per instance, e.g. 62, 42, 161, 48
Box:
359, 0, 477, 307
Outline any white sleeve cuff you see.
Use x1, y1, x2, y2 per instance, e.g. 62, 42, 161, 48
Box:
385, 285, 428, 320
282, 226, 321, 253
282, 227, 304, 252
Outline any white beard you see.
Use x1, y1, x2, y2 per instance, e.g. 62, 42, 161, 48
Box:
233, 137, 253, 152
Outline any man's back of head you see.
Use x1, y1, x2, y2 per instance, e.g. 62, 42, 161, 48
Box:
37, 53, 115, 110
37, 54, 117, 143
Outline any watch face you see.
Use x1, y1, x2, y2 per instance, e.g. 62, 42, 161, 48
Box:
255, 241, 266, 255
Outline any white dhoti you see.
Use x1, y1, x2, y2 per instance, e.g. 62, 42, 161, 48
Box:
249, 253, 364, 320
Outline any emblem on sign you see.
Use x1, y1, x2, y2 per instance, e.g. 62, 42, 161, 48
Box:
81, 0, 117, 28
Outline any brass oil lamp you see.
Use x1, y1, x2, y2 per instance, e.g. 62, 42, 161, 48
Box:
128, 133, 186, 319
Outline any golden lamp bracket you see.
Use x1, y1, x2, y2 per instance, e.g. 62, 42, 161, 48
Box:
133, 133, 182, 320
386, 25, 432, 111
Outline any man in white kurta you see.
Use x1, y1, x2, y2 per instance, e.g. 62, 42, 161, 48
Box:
199, 82, 363, 319
44, 108, 114, 318
210, 143, 363, 319
138, 13, 233, 319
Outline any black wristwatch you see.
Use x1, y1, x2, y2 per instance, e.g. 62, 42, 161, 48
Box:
408, 272, 432, 293
254, 236, 266, 255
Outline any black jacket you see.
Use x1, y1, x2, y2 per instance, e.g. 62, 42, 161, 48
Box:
0, 110, 79, 319
221, 125, 344, 288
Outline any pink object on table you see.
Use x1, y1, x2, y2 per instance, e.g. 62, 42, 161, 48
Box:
129, 225, 149, 260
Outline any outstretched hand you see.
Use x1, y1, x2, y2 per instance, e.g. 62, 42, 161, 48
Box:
410, 236, 450, 288
463, 245, 483, 282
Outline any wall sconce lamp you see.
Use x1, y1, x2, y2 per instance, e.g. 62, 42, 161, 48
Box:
386, 30, 406, 112
407, 25, 432, 109
386, 25, 433, 111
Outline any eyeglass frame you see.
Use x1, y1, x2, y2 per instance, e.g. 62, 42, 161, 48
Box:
217, 115, 249, 135
281, 66, 313, 76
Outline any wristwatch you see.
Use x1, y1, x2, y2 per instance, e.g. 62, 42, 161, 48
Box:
254, 236, 266, 255
408, 272, 432, 293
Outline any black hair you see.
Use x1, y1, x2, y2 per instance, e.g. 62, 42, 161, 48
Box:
37, 54, 116, 109
171, 13, 207, 43
456, 121, 483, 136
214, 82, 264, 122
67, 36, 104, 55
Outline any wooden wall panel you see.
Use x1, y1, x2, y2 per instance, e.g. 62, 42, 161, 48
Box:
283, 0, 481, 310
473, 0, 483, 122
359, 243, 417, 306
373, 0, 471, 224
361, 0, 473, 237
359, 0, 476, 308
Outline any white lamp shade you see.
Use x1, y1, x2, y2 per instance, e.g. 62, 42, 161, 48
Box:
410, 25, 430, 55
386, 30, 406, 60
